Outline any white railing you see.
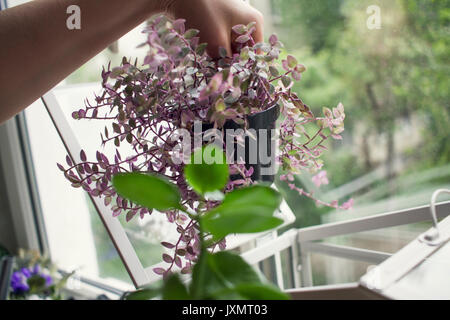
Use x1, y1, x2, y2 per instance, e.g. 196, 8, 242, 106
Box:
242, 200, 450, 289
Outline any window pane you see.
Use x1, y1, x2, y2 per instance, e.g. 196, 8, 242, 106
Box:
25, 99, 130, 290
248, 0, 450, 224
310, 253, 373, 286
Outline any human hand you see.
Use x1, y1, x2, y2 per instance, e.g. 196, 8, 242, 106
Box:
166, 0, 264, 57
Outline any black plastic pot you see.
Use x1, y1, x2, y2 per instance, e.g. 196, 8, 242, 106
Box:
202, 104, 280, 183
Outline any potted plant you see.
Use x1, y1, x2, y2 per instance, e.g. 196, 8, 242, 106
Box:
59, 15, 353, 294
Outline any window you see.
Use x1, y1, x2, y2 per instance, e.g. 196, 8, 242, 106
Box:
6, 0, 449, 291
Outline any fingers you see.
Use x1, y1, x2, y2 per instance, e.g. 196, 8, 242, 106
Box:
198, 1, 264, 57
248, 8, 264, 44
168, 0, 264, 58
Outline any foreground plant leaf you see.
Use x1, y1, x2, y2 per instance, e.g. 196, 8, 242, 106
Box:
162, 274, 190, 300
204, 215, 283, 240
207, 251, 261, 285
202, 185, 283, 239
214, 283, 290, 300
190, 250, 288, 300
112, 172, 181, 211
184, 145, 229, 195
190, 248, 224, 299
122, 286, 161, 300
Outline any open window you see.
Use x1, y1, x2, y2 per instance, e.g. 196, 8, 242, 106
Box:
3, 0, 449, 295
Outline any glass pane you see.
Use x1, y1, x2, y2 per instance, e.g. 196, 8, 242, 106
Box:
309, 253, 373, 286
24, 99, 130, 289
326, 221, 433, 254
280, 248, 295, 289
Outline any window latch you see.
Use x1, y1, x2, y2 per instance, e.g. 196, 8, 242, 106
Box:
419, 189, 450, 246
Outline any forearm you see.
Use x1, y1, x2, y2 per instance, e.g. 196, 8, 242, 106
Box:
0, 0, 166, 123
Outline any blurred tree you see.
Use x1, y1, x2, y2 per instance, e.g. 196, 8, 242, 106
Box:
400, 0, 450, 167
272, 0, 344, 52
273, 0, 449, 226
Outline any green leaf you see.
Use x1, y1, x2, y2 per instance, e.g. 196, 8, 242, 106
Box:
162, 274, 190, 300
112, 173, 181, 211
193, 251, 288, 300
190, 250, 263, 300
225, 283, 290, 300
27, 276, 47, 293
236, 283, 290, 300
208, 252, 261, 285
281, 75, 292, 88
203, 214, 283, 239
184, 145, 229, 195
184, 29, 200, 39
122, 287, 161, 300
214, 185, 282, 215
203, 185, 283, 239
287, 55, 298, 69
269, 66, 279, 77
190, 248, 226, 299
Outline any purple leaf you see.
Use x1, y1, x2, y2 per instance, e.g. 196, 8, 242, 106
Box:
126, 210, 136, 222
162, 253, 173, 264
269, 34, 278, 46
161, 242, 175, 249
104, 196, 112, 206
235, 34, 251, 44
174, 256, 182, 268
80, 150, 87, 162
180, 267, 191, 274
112, 208, 121, 217
153, 268, 165, 275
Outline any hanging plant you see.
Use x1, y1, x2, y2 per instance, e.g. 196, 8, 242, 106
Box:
59, 15, 353, 277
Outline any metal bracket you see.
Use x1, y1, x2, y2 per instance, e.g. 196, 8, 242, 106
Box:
419, 189, 450, 246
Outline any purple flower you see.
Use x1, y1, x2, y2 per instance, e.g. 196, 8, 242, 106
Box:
43, 274, 53, 287
10, 265, 53, 295
31, 263, 41, 275
11, 271, 29, 294
20, 267, 31, 278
